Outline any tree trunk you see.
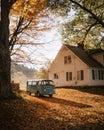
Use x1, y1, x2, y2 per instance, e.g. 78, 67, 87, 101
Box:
0, 0, 12, 95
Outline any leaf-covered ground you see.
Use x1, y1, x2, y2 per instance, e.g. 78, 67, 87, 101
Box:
0, 87, 104, 130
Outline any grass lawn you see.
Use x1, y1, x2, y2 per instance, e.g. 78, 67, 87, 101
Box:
0, 87, 104, 130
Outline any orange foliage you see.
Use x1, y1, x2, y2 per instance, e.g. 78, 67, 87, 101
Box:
11, 0, 47, 19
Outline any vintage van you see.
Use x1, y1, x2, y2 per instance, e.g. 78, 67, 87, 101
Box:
26, 80, 55, 97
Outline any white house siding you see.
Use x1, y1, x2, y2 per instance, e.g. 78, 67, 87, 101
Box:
88, 68, 104, 86
49, 46, 90, 87
49, 45, 104, 87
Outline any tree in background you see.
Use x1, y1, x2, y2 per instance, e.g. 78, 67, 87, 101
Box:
36, 60, 51, 79
0, 0, 47, 96
36, 67, 49, 79
47, 0, 104, 49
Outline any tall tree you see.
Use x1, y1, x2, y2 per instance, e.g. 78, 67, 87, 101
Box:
0, 0, 12, 95
47, 0, 104, 49
10, 0, 48, 63
0, 0, 46, 96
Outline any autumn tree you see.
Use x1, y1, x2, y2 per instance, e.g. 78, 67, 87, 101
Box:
36, 67, 49, 79
36, 60, 51, 79
0, 0, 47, 96
10, 0, 52, 64
47, 0, 104, 49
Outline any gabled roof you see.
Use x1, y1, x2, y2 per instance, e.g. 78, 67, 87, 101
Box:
89, 49, 104, 55
64, 44, 104, 68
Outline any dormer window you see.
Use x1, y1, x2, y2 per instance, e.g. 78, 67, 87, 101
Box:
64, 55, 71, 64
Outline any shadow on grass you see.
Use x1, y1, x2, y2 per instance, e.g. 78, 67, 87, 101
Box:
56, 86, 104, 96
74, 86, 104, 96
0, 95, 104, 130
40, 96, 92, 108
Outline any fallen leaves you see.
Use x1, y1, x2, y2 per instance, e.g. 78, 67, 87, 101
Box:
0, 88, 104, 130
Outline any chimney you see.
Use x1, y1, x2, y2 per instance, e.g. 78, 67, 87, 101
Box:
78, 43, 84, 50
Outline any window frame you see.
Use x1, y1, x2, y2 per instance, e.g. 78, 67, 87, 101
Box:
66, 72, 72, 81
92, 69, 104, 80
77, 70, 84, 80
54, 73, 59, 79
64, 55, 71, 64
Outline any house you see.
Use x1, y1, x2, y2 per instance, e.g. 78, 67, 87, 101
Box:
49, 44, 104, 87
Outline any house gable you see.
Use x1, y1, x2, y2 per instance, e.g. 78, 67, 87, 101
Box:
89, 49, 104, 66
49, 44, 104, 87
49, 44, 104, 73
64, 44, 104, 68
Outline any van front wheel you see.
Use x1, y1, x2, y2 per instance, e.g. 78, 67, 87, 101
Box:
49, 94, 53, 97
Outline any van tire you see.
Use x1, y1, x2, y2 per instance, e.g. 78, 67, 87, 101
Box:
27, 91, 31, 95
35, 93, 38, 97
37, 91, 41, 97
49, 94, 52, 97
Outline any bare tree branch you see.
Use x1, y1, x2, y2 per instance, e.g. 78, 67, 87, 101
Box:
9, 17, 32, 51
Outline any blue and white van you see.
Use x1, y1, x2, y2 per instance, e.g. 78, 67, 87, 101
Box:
26, 80, 55, 97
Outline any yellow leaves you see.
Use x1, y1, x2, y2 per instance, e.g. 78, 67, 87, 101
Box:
11, 0, 47, 19
69, 37, 84, 44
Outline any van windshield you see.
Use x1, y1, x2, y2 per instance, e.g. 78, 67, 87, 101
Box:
42, 80, 54, 86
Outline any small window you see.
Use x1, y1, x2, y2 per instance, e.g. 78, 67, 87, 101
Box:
38, 81, 41, 85
64, 55, 71, 64
92, 69, 104, 80
81, 70, 84, 80
64, 56, 67, 64
66, 72, 68, 81
77, 71, 80, 80
98, 70, 101, 80
68, 56, 71, 63
27, 81, 32, 85
77, 70, 84, 80
92, 70, 95, 80
66, 72, 72, 81
101, 70, 104, 80
54, 73, 59, 79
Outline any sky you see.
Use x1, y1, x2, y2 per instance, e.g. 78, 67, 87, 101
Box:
12, 17, 62, 70
11, 8, 76, 70
24, 27, 62, 70
28, 9, 76, 69
23, 16, 64, 69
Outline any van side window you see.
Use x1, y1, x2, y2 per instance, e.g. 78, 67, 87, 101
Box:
38, 81, 41, 85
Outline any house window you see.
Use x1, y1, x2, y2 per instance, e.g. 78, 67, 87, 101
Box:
98, 70, 101, 80
92, 70, 95, 80
92, 69, 99, 80
101, 70, 104, 80
77, 70, 84, 80
66, 72, 72, 81
64, 55, 71, 64
92, 69, 104, 80
54, 73, 59, 79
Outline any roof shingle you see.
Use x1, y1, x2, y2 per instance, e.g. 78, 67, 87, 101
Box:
65, 44, 104, 68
